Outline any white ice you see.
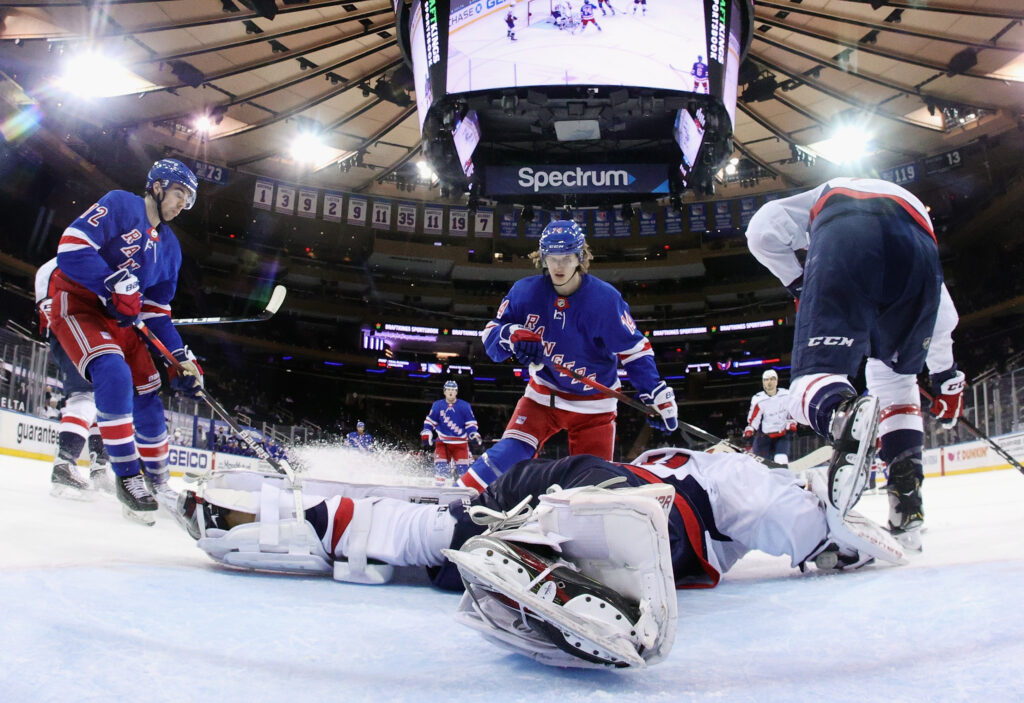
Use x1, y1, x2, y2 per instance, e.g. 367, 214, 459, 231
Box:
3, 450, 1024, 703
447, 2, 706, 93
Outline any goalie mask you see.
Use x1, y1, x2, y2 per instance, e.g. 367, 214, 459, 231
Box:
444, 482, 677, 669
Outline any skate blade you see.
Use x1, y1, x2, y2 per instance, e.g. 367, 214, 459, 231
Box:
122, 505, 156, 526
50, 484, 96, 502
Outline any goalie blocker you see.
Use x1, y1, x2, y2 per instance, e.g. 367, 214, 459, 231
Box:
178, 449, 905, 669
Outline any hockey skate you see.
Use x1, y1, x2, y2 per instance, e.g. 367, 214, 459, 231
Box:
825, 395, 880, 517
89, 451, 115, 494
116, 472, 158, 520
50, 460, 95, 501
145, 474, 180, 514
173, 490, 229, 540
886, 455, 924, 551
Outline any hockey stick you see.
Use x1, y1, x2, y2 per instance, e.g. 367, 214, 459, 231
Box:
173, 285, 287, 326
531, 358, 785, 465
134, 320, 296, 482
920, 387, 1024, 475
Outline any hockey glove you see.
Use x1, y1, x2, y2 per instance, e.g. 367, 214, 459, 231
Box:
743, 426, 755, 439
169, 346, 205, 398
421, 432, 434, 449
785, 274, 804, 301
469, 432, 483, 452
929, 367, 965, 429
638, 381, 678, 433
498, 324, 545, 365
787, 420, 799, 433
103, 269, 141, 326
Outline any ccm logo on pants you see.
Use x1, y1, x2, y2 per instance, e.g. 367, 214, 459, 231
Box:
808, 336, 855, 347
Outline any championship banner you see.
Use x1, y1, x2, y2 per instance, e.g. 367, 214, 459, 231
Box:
612, 210, 632, 237
296, 188, 318, 219
499, 210, 518, 238
424, 206, 444, 235
371, 199, 392, 230
664, 207, 683, 234
712, 200, 733, 230
253, 179, 274, 211
592, 209, 612, 238
572, 209, 590, 234
689, 202, 707, 232
473, 208, 494, 237
274, 183, 296, 215
322, 191, 343, 222
524, 209, 549, 238
347, 197, 368, 226
449, 208, 469, 237
739, 196, 758, 228
396, 202, 418, 232
639, 209, 658, 236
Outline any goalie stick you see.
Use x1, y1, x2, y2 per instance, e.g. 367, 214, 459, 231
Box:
134, 320, 296, 482
530, 359, 788, 468
173, 285, 287, 326
920, 387, 1024, 475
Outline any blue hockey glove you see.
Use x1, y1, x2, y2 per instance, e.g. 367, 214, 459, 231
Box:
103, 269, 141, 326
169, 346, 204, 398
638, 381, 678, 433
498, 324, 545, 365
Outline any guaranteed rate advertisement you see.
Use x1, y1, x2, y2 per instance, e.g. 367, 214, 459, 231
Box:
445, 0, 709, 94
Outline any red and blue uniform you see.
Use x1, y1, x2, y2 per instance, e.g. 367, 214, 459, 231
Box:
423, 398, 479, 480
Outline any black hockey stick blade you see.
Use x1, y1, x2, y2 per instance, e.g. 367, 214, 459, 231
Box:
174, 285, 288, 326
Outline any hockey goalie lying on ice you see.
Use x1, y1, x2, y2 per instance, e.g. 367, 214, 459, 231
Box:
170, 448, 905, 670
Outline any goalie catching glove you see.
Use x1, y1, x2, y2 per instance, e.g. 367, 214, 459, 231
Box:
929, 367, 965, 429
497, 324, 545, 365
444, 481, 677, 669
638, 380, 678, 433
169, 345, 204, 398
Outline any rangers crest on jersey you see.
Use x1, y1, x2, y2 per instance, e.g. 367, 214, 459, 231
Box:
555, 296, 569, 311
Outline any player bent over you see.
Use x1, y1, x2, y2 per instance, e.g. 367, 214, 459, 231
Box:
746, 177, 963, 548
422, 380, 482, 485
48, 159, 206, 520
460, 219, 677, 492
174, 448, 905, 668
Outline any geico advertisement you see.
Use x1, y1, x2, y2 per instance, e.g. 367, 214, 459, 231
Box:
166, 446, 212, 472
0, 408, 60, 456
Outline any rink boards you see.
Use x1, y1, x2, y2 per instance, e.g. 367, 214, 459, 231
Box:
1, 406, 1021, 477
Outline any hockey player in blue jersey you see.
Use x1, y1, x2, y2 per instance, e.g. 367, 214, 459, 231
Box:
48, 159, 203, 519
422, 380, 482, 485
505, 9, 517, 41
346, 421, 375, 451
458, 220, 677, 492
691, 54, 709, 94
579, 0, 602, 31
597, 0, 616, 15
746, 177, 963, 548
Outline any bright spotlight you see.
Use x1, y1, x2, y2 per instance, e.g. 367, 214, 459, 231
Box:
806, 124, 874, 164
725, 162, 738, 175
54, 50, 155, 98
290, 132, 323, 163
194, 115, 214, 133
416, 159, 436, 180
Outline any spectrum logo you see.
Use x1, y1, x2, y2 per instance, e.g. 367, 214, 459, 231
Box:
517, 166, 636, 192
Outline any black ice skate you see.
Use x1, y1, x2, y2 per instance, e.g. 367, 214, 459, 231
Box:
116, 472, 158, 513
826, 395, 880, 517
886, 455, 924, 550
50, 460, 94, 501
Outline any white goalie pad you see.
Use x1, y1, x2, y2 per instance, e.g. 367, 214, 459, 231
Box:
197, 519, 333, 575
444, 483, 677, 669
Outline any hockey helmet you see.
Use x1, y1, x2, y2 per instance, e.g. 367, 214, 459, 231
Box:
538, 220, 587, 265
146, 158, 198, 210
356, 420, 365, 429
444, 380, 458, 391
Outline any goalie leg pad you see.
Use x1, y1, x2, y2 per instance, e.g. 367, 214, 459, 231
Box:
196, 519, 333, 575
807, 504, 907, 570
444, 483, 677, 669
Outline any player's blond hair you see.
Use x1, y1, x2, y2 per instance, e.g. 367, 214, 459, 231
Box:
529, 244, 594, 272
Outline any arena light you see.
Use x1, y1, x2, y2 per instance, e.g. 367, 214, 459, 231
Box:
805, 124, 875, 164
54, 49, 158, 98
416, 159, 436, 181
290, 131, 323, 163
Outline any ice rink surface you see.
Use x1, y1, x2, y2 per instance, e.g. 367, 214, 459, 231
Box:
3, 449, 1024, 703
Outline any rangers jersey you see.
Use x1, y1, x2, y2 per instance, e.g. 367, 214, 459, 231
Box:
423, 398, 479, 444
56, 189, 184, 353
481, 273, 659, 414
747, 389, 792, 437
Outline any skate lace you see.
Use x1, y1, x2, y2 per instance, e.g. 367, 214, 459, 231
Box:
468, 495, 534, 532
123, 475, 150, 499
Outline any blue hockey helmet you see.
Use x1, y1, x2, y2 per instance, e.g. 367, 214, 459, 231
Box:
538, 219, 587, 264
444, 380, 458, 391
356, 420, 366, 429
146, 158, 198, 210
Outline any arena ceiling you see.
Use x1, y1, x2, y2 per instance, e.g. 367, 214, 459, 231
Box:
1, 0, 1023, 202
